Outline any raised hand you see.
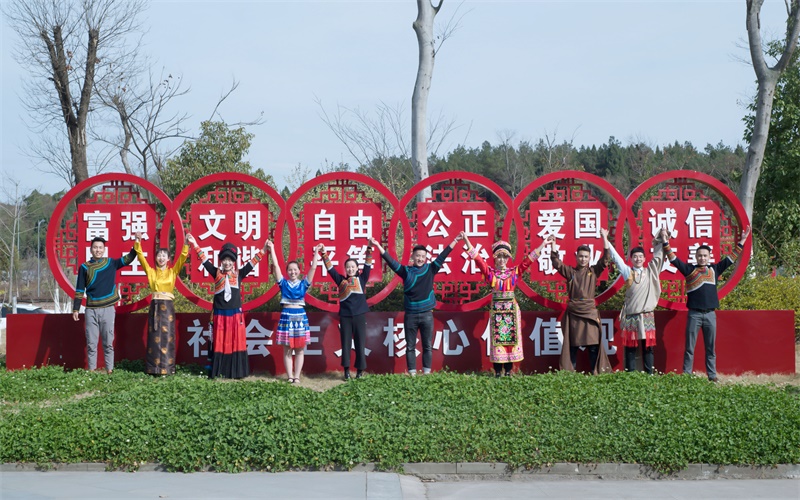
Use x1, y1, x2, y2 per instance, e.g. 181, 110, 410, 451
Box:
314, 243, 325, 254
740, 225, 751, 243
134, 231, 142, 242
186, 234, 197, 247
600, 228, 609, 240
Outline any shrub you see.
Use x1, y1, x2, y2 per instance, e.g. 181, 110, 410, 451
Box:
720, 275, 800, 341
0, 369, 797, 473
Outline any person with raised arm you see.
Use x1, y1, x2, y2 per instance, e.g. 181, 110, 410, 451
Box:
186, 234, 267, 379
463, 232, 553, 377
370, 233, 463, 375
72, 237, 137, 374
603, 227, 667, 374
664, 225, 751, 382
266, 240, 321, 383
549, 236, 611, 374
134, 231, 189, 375
319, 239, 373, 380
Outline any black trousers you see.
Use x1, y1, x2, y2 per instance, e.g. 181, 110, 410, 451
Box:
340, 314, 367, 370
625, 342, 654, 374
570, 345, 599, 373
404, 311, 434, 372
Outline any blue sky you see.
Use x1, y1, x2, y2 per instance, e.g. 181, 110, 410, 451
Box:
0, 0, 790, 195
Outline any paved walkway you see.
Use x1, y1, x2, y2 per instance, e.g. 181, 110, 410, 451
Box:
1, 472, 798, 499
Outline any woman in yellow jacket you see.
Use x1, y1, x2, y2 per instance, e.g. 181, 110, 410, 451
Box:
134, 232, 189, 375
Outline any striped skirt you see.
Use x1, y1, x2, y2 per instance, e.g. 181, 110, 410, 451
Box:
276, 306, 311, 349
146, 299, 176, 375
620, 311, 656, 348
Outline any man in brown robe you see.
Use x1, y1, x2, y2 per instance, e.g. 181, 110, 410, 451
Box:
550, 240, 611, 374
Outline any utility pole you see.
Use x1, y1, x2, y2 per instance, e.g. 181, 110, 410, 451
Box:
37, 219, 46, 299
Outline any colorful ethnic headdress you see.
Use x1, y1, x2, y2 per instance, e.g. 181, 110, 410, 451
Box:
491, 240, 512, 258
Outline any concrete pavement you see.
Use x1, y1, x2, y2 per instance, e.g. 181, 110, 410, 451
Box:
1, 471, 798, 500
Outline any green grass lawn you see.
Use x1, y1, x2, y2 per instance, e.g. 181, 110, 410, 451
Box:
1, 363, 798, 473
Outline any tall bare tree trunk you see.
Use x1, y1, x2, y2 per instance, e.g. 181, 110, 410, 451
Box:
412, 0, 442, 203
740, 0, 800, 219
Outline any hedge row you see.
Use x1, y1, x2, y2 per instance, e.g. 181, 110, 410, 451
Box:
1, 366, 797, 474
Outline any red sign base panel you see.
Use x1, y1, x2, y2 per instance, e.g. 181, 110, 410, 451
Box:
5, 311, 795, 375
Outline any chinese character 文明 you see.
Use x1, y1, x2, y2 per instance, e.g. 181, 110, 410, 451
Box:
235, 211, 261, 241
198, 209, 226, 241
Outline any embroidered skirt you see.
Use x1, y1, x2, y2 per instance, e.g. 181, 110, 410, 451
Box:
620, 311, 656, 348
490, 298, 524, 363
276, 306, 311, 349
146, 299, 176, 375
211, 308, 250, 379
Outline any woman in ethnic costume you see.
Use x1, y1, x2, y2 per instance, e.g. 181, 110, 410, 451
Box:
187, 234, 266, 379
134, 232, 189, 375
463, 232, 552, 377
266, 240, 321, 383
319, 240, 373, 380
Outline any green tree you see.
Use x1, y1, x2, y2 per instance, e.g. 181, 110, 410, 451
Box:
744, 41, 800, 271
160, 121, 275, 200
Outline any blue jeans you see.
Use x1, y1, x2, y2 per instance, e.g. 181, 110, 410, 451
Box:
404, 311, 433, 373
683, 309, 717, 380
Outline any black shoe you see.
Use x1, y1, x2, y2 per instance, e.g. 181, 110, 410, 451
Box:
494, 372, 502, 378
356, 370, 363, 379
504, 371, 512, 377
344, 369, 351, 380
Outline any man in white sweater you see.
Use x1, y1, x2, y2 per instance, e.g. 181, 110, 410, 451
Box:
602, 227, 668, 374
